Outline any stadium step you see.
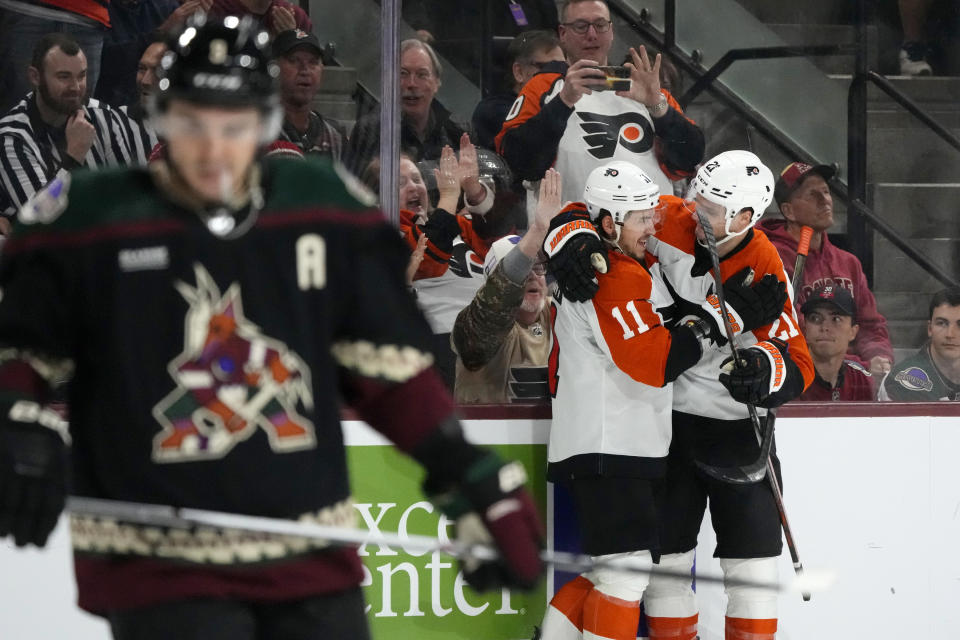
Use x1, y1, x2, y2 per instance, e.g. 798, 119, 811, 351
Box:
731, 0, 850, 25
765, 24, 878, 75
870, 183, 960, 239
886, 318, 930, 349
313, 65, 359, 128
872, 236, 959, 293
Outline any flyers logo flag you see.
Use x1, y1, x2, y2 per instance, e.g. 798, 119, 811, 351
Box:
152, 264, 316, 462
576, 112, 654, 159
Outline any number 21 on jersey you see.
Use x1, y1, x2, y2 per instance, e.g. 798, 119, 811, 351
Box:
768, 311, 799, 342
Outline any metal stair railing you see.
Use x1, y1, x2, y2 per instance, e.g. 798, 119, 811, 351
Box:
611, 0, 958, 289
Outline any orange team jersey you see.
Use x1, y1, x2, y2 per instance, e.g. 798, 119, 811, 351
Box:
548, 250, 675, 479
646, 195, 814, 420
399, 208, 492, 280
495, 68, 693, 204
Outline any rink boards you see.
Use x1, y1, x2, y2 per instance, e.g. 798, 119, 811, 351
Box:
1, 407, 958, 639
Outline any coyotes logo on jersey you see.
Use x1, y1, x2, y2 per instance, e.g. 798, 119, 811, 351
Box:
575, 111, 654, 159
152, 264, 316, 462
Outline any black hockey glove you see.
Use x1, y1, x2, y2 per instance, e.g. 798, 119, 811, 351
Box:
427, 453, 544, 591
700, 268, 787, 338
724, 268, 788, 332
544, 209, 609, 303
719, 339, 791, 407
0, 412, 69, 547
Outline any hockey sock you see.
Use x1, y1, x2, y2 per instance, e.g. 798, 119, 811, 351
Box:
540, 574, 594, 639
646, 614, 698, 640
725, 616, 777, 640
722, 557, 777, 640
582, 588, 640, 640
644, 550, 697, 640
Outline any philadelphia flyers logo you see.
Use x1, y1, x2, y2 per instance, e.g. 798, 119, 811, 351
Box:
576, 112, 654, 159
746, 166, 759, 175
604, 167, 619, 177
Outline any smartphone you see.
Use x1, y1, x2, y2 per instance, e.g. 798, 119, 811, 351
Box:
593, 65, 631, 91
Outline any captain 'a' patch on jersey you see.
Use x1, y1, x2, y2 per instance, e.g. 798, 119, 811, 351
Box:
576, 111, 655, 159
151, 264, 316, 463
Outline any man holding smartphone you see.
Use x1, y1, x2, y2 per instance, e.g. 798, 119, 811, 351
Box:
496, 0, 704, 207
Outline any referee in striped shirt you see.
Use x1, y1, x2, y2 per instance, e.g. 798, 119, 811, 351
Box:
0, 33, 136, 218
117, 34, 166, 167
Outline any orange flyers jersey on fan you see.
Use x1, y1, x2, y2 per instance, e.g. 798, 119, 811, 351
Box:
647, 195, 815, 420
399, 208, 492, 280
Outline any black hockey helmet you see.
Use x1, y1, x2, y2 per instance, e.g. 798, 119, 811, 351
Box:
151, 13, 281, 138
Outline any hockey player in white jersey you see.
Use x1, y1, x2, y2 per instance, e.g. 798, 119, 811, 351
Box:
538, 160, 786, 640
641, 152, 813, 640
545, 150, 813, 640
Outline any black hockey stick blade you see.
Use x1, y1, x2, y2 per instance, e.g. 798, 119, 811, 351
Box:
695, 411, 775, 484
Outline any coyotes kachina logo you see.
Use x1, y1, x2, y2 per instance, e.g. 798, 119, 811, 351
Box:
152, 264, 316, 462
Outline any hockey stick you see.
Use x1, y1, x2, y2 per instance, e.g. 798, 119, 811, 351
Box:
691, 210, 812, 601
690, 210, 774, 485
64, 496, 831, 594
700, 225, 811, 485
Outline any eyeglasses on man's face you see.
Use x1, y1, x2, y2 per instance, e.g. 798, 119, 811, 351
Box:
561, 19, 612, 35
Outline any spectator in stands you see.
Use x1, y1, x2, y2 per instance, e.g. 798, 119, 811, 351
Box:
264, 139, 304, 159
403, 0, 559, 88
757, 161, 895, 377
496, 0, 704, 206
346, 39, 470, 175
898, 0, 934, 75
452, 169, 561, 404
116, 33, 165, 164
796, 286, 874, 401
0, 33, 133, 217
93, 0, 182, 107
879, 287, 960, 401
209, 0, 310, 35
472, 30, 563, 151
362, 138, 497, 389
0, 0, 110, 115
273, 29, 345, 159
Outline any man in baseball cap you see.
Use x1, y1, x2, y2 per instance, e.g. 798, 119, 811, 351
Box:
757, 161, 894, 378
797, 285, 874, 401
773, 161, 836, 210
272, 27, 322, 57
272, 29, 346, 158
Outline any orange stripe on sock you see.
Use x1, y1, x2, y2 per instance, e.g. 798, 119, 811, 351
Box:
582, 589, 640, 639
725, 616, 778, 640
646, 614, 698, 639
549, 575, 595, 629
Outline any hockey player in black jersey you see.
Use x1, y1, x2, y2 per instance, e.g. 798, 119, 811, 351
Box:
0, 15, 543, 640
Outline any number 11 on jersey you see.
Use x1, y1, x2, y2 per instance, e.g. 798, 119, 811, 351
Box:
611, 300, 650, 339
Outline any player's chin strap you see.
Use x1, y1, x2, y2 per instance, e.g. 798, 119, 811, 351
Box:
64, 496, 831, 596
149, 160, 264, 239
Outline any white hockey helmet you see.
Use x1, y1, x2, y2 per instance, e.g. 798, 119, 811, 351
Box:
688, 150, 774, 242
584, 161, 661, 229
